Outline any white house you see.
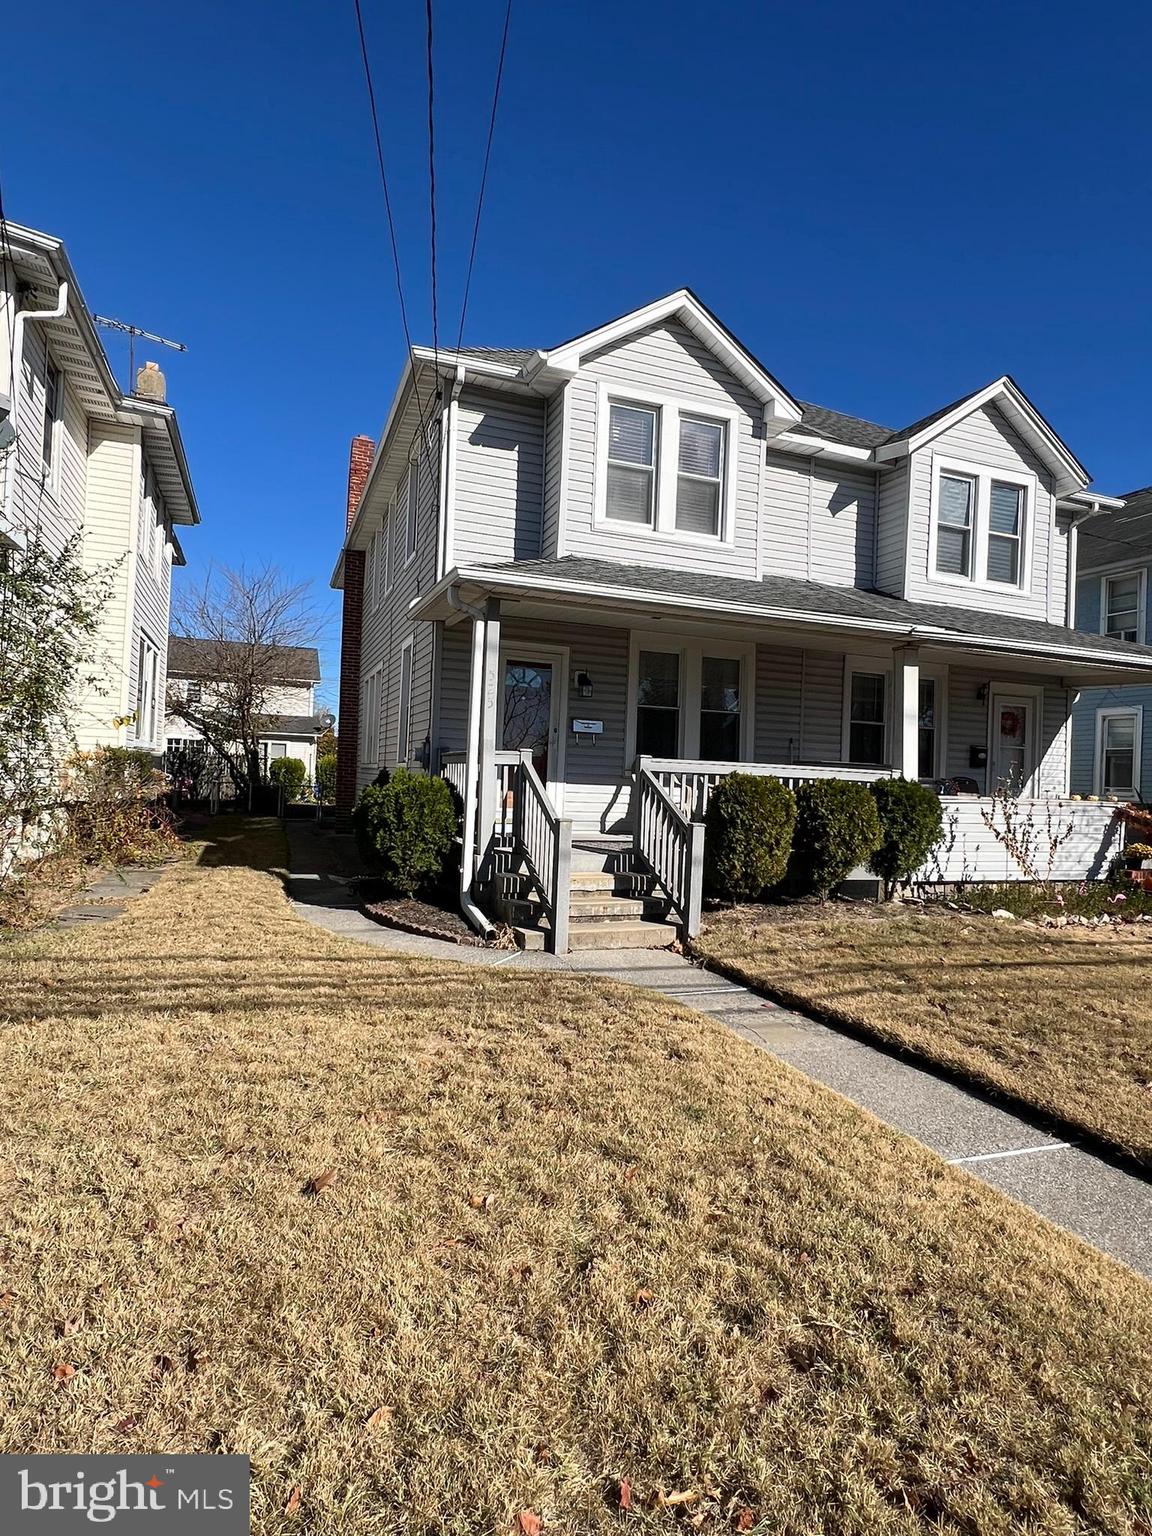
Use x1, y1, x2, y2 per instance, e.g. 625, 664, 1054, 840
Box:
165, 637, 325, 783
0, 219, 199, 757
333, 290, 1152, 950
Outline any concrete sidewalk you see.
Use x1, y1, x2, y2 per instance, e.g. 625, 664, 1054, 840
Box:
285, 821, 1152, 1278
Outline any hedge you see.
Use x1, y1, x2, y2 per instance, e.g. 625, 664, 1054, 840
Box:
353, 768, 456, 897
791, 779, 883, 899
868, 778, 943, 898
704, 773, 796, 901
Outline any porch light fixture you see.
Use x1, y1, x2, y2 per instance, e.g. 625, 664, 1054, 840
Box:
575, 671, 594, 698
976, 683, 989, 703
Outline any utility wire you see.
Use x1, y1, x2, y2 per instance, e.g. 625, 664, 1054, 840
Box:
352, 0, 438, 486
454, 0, 513, 354
425, 0, 440, 371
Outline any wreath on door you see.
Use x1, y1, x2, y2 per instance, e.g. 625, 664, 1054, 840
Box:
999, 708, 1023, 738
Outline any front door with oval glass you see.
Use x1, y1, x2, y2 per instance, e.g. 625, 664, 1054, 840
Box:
990, 693, 1036, 795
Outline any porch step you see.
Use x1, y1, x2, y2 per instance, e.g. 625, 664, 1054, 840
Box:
512, 917, 679, 952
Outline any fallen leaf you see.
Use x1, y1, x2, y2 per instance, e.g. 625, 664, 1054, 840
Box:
633, 1287, 655, 1307
284, 1486, 302, 1516
733, 1509, 756, 1531
52, 1362, 76, 1386
304, 1169, 336, 1196
0, 1290, 15, 1309
468, 1192, 493, 1210
618, 1477, 632, 1510
183, 1346, 201, 1374
516, 1513, 542, 1535
57, 1315, 83, 1338
657, 1488, 699, 1508
623, 1166, 638, 1184
113, 1414, 139, 1434
533, 1444, 552, 1465
365, 1405, 393, 1430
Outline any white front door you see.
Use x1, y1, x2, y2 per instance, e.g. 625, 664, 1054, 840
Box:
990, 693, 1037, 795
499, 647, 567, 807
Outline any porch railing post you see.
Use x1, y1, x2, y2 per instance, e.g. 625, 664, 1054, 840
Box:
548, 818, 573, 955
892, 645, 920, 781
684, 818, 706, 939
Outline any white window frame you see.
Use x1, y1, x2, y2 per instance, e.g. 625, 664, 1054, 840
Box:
404, 466, 419, 566
396, 636, 414, 763
625, 630, 755, 763
1094, 704, 1142, 799
927, 454, 1036, 594
134, 632, 160, 749
41, 358, 61, 487
839, 656, 949, 778
594, 382, 739, 547
365, 531, 378, 611
1100, 569, 1146, 644
359, 666, 382, 767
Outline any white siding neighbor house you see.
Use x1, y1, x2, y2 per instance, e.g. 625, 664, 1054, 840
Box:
0, 220, 200, 757
333, 290, 1151, 950
165, 638, 325, 782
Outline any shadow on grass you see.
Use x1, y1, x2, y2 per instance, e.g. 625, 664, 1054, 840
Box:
194, 816, 288, 873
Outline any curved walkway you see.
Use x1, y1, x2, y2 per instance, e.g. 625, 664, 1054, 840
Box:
286, 821, 1152, 1277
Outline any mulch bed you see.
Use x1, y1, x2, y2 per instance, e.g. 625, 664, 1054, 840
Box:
358, 892, 487, 946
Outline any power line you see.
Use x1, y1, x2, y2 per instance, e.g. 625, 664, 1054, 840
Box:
352, 0, 438, 485
425, 0, 440, 371
454, 0, 513, 354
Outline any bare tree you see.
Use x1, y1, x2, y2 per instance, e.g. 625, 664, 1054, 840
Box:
167, 565, 318, 798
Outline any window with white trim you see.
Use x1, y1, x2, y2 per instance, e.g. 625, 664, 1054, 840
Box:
41, 360, 60, 478
365, 531, 377, 610
134, 633, 159, 747
396, 638, 414, 762
635, 649, 680, 755
359, 668, 381, 766
847, 669, 887, 766
918, 677, 938, 779
600, 387, 734, 541
405, 468, 419, 563
930, 458, 1033, 590
1102, 572, 1143, 643
1096, 707, 1140, 796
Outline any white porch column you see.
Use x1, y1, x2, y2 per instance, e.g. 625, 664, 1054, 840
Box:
892, 644, 920, 780
476, 595, 502, 850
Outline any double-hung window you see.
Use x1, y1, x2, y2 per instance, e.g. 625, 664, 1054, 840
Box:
405, 469, 419, 563
1096, 707, 1141, 797
635, 649, 680, 755
935, 474, 975, 578
601, 386, 735, 541
135, 634, 159, 747
932, 459, 1032, 590
41, 360, 60, 479
396, 638, 414, 762
1103, 572, 1143, 643
918, 677, 938, 779
606, 403, 658, 525
631, 639, 751, 764
360, 669, 381, 766
847, 670, 887, 766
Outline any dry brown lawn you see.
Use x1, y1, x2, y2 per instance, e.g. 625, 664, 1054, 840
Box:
1, 820, 1152, 1535
695, 906, 1152, 1167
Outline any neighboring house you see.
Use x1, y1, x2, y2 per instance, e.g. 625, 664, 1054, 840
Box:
333, 289, 1152, 950
165, 637, 325, 782
0, 220, 200, 757
1070, 486, 1152, 800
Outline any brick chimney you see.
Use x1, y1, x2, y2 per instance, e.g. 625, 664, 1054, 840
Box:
336, 435, 375, 813
135, 360, 166, 402
346, 434, 375, 529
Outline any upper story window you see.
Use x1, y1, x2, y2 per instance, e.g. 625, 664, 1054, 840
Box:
186, 681, 202, 705
405, 468, 419, 564
607, 404, 658, 525
930, 457, 1033, 591
41, 360, 60, 478
1102, 571, 1144, 643
599, 385, 735, 543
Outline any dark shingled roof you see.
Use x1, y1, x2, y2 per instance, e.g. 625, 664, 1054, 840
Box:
468, 556, 1152, 665
1079, 486, 1152, 571
453, 346, 538, 368
260, 714, 324, 736
796, 402, 894, 449
168, 637, 321, 682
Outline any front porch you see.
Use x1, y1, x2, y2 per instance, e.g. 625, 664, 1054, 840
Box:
419, 562, 1146, 952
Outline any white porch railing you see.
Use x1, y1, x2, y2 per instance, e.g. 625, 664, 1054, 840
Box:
639, 757, 897, 822
634, 762, 705, 937
441, 751, 468, 804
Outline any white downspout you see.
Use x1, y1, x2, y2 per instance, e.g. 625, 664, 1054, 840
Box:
447, 583, 496, 940
4, 279, 69, 526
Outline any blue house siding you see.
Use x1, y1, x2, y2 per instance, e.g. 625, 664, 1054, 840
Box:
1070, 559, 1152, 796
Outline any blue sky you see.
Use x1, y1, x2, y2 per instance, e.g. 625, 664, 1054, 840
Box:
3, 0, 1151, 708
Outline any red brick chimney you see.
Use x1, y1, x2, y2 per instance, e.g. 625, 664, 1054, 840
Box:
336, 435, 375, 813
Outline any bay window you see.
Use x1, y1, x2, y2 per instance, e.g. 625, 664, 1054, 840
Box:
599, 385, 735, 541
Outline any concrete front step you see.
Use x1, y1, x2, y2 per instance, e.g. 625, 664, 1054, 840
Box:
513, 918, 679, 951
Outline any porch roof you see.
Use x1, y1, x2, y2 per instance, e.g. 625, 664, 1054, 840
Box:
417, 555, 1152, 678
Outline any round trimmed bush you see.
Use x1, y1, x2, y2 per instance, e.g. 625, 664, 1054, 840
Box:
268, 755, 307, 802
704, 772, 796, 901
353, 768, 456, 897
791, 779, 883, 899
868, 778, 944, 899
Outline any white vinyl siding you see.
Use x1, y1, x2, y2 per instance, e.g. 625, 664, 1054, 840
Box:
451, 385, 545, 567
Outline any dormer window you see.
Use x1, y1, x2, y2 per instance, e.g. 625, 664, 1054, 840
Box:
930, 457, 1033, 591
598, 386, 736, 542
606, 403, 657, 525
1102, 572, 1144, 643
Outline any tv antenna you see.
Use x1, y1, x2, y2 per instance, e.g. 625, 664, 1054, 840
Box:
93, 315, 187, 392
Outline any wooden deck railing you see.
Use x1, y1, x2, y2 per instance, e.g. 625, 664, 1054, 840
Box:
633, 760, 705, 938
